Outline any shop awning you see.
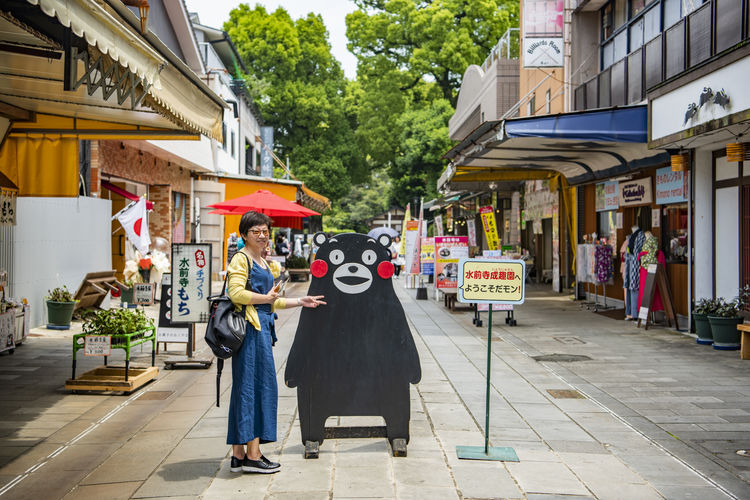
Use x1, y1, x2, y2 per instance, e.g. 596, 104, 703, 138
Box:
0, 0, 226, 141
440, 106, 669, 190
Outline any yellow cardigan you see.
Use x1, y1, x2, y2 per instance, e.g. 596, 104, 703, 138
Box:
227, 250, 287, 331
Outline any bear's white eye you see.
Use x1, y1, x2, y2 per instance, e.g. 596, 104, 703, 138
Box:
329, 249, 344, 265
361, 249, 377, 265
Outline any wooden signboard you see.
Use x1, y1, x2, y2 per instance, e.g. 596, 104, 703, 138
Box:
637, 263, 678, 330
73, 270, 124, 311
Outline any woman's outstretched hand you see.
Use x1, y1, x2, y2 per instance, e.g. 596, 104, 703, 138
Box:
299, 295, 326, 308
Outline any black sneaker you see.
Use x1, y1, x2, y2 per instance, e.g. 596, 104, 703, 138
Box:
230, 454, 247, 473
243, 455, 280, 473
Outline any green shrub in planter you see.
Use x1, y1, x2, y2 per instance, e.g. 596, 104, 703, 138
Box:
46, 286, 77, 328
285, 255, 309, 269
708, 289, 749, 350
82, 308, 153, 338
693, 298, 718, 345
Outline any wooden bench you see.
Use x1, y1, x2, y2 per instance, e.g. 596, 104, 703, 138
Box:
288, 268, 311, 282
739, 323, 750, 360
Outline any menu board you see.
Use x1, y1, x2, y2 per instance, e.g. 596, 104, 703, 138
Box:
434, 236, 469, 290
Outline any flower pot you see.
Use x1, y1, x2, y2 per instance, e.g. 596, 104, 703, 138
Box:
693, 312, 713, 345
707, 316, 744, 350
119, 286, 134, 305
46, 300, 76, 328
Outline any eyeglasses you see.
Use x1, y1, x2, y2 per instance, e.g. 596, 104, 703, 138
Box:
248, 229, 269, 237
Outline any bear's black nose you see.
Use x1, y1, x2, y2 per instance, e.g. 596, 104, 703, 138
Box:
348, 265, 358, 273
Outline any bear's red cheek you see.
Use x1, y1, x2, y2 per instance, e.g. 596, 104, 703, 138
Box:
377, 261, 394, 279
311, 259, 328, 278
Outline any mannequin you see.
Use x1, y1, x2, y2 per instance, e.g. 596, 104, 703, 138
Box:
623, 224, 645, 320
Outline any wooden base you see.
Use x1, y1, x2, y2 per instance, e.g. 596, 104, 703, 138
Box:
65, 366, 158, 393
163, 356, 213, 369
738, 324, 750, 360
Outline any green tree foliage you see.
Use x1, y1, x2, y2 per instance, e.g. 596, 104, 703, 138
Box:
224, 5, 366, 201
323, 170, 393, 233
347, 0, 518, 206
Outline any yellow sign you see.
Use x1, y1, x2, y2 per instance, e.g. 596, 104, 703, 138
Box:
457, 259, 525, 304
479, 206, 500, 250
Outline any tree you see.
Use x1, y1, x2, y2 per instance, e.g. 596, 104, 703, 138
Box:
323, 170, 393, 233
225, 5, 366, 201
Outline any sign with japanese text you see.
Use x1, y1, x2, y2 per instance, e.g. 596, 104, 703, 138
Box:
457, 259, 526, 304
84, 335, 111, 356
434, 236, 469, 289
158, 273, 190, 343
404, 220, 420, 275
619, 178, 652, 206
434, 215, 444, 236
595, 181, 619, 211
467, 218, 477, 247
0, 188, 17, 226
0, 311, 14, 351
655, 167, 688, 204
133, 283, 155, 305
420, 237, 435, 276
479, 206, 500, 250
171, 244, 212, 323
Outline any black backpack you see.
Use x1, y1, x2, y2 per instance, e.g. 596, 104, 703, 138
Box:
205, 252, 251, 406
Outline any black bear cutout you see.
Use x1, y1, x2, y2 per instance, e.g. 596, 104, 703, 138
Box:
285, 232, 422, 456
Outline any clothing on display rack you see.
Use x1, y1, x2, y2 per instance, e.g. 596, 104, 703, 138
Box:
594, 244, 614, 283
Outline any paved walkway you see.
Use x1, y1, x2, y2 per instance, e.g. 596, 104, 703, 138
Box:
0, 281, 748, 499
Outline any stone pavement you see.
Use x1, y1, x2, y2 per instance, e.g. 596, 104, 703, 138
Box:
0, 280, 748, 499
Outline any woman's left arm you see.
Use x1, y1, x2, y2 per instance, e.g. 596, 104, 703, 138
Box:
274, 295, 326, 309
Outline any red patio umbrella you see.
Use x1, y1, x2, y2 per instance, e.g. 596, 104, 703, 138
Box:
207, 190, 319, 217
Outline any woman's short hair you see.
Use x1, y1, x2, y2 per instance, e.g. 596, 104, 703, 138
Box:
239, 211, 272, 236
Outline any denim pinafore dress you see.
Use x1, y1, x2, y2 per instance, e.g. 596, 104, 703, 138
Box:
226, 260, 278, 445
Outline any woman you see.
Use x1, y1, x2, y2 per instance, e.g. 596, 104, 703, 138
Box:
390, 236, 404, 277
227, 211, 325, 473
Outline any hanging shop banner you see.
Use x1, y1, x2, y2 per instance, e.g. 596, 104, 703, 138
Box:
467, 218, 477, 247
171, 244, 212, 323
158, 274, 190, 343
434, 215, 444, 236
457, 259, 526, 304
619, 178, 652, 207
655, 167, 688, 204
595, 181, 619, 211
420, 237, 435, 276
510, 192, 521, 244
404, 220, 420, 275
479, 206, 500, 250
0, 188, 17, 226
523, 0, 563, 68
434, 236, 469, 289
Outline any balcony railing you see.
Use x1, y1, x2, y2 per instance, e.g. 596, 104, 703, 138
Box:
574, 0, 748, 110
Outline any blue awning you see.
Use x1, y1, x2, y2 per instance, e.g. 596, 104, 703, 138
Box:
440, 105, 669, 189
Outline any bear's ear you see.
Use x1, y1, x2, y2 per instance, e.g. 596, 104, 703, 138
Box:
377, 234, 392, 248
313, 232, 328, 247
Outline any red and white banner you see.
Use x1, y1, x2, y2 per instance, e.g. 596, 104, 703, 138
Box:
117, 198, 151, 255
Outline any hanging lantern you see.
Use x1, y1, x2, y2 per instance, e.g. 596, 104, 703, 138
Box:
726, 142, 749, 162
122, 0, 150, 34
670, 152, 689, 172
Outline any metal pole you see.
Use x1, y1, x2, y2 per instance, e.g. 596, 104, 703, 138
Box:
485, 308, 492, 454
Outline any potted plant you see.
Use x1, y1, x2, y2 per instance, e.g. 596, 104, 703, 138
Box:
46, 286, 77, 328
119, 279, 135, 305
693, 298, 718, 345
81, 308, 153, 338
286, 254, 310, 282
708, 287, 749, 350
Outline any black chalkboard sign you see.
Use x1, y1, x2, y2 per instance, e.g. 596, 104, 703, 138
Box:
637, 263, 678, 330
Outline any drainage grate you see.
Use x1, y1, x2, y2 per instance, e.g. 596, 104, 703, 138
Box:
547, 389, 586, 399
532, 353, 592, 362
138, 391, 174, 400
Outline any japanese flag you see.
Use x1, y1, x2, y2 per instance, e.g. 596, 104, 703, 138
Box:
117, 198, 151, 255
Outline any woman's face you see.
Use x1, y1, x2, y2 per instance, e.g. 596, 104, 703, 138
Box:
243, 224, 270, 252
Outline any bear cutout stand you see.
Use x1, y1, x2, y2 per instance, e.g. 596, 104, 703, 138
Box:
285, 232, 422, 458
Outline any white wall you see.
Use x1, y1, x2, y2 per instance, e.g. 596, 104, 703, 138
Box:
693, 148, 713, 301
715, 184, 739, 299
12, 197, 112, 327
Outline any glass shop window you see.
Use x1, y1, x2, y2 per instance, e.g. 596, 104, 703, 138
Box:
597, 210, 618, 250
661, 204, 688, 263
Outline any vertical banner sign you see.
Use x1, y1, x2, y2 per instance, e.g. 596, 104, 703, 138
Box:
434, 236, 469, 289
260, 126, 274, 178
158, 273, 190, 342
403, 220, 420, 274
510, 192, 521, 245
479, 206, 500, 250
434, 215, 444, 236
467, 219, 477, 247
655, 166, 688, 204
171, 244, 212, 323
0, 188, 17, 226
523, 0, 564, 68
420, 237, 435, 276
595, 181, 620, 211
